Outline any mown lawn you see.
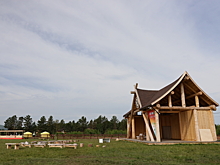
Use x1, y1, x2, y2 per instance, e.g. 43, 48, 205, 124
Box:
0, 139, 220, 165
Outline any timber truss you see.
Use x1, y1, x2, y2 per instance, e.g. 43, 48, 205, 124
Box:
124, 72, 218, 142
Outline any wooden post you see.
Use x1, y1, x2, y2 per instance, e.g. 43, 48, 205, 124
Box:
142, 113, 154, 141
127, 95, 136, 138
181, 83, 186, 107
127, 118, 130, 138
131, 117, 136, 139
145, 128, 150, 141
155, 110, 161, 142
168, 91, 174, 107
143, 112, 150, 141
127, 116, 132, 138
195, 95, 200, 107
168, 95, 172, 107
193, 109, 200, 141
194, 95, 200, 141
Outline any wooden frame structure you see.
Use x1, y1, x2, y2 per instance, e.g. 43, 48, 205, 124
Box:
0, 130, 24, 139
123, 72, 218, 142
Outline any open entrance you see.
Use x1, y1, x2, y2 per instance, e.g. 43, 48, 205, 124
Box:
160, 113, 181, 140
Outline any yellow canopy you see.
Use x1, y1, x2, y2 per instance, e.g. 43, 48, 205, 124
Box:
41, 131, 50, 137
23, 132, 33, 137
41, 131, 50, 134
24, 132, 32, 134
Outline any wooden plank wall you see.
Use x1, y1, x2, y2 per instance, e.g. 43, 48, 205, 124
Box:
170, 114, 181, 139
160, 114, 180, 140
197, 110, 217, 141
134, 116, 146, 137
179, 110, 196, 141
197, 110, 211, 129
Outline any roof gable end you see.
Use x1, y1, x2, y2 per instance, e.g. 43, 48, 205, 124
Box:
139, 71, 218, 109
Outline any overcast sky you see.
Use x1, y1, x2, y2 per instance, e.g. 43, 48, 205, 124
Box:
1, 0, 220, 125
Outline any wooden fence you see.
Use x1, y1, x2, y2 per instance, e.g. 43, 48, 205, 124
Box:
24, 134, 127, 140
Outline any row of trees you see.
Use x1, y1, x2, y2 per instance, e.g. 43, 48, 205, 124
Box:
4, 115, 127, 134
216, 125, 220, 135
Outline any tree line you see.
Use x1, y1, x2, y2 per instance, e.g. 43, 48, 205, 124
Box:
4, 115, 127, 134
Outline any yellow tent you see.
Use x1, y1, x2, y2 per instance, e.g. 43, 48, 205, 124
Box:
23, 132, 33, 138
41, 131, 50, 138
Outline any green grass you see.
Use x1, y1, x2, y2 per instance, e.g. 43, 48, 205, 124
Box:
0, 139, 220, 165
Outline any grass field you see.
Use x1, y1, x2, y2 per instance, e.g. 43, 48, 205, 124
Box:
0, 139, 220, 165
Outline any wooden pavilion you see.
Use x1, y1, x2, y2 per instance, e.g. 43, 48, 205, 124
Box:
123, 72, 218, 142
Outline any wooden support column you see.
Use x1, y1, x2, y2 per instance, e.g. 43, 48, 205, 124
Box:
145, 128, 150, 141
168, 91, 174, 107
181, 83, 186, 107
131, 117, 136, 139
127, 118, 130, 138
209, 110, 217, 141
142, 113, 154, 141
168, 95, 172, 107
155, 110, 161, 142
127, 94, 136, 138
127, 114, 133, 138
193, 109, 200, 141
144, 114, 150, 141
194, 95, 200, 141
195, 95, 200, 107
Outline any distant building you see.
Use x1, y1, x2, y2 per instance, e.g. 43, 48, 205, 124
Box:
124, 72, 218, 142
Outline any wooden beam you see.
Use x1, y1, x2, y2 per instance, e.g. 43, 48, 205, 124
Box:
187, 92, 203, 100
155, 110, 161, 142
210, 105, 216, 111
142, 113, 154, 141
133, 109, 140, 115
184, 82, 196, 93
184, 76, 190, 80
159, 111, 179, 113
134, 85, 142, 108
181, 83, 186, 107
134, 83, 138, 89
184, 83, 211, 105
173, 92, 202, 104
130, 91, 135, 94
193, 109, 201, 141
156, 106, 212, 110
156, 103, 160, 108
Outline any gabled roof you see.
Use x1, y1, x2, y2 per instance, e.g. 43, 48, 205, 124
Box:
138, 71, 218, 110
124, 72, 218, 117
137, 75, 182, 108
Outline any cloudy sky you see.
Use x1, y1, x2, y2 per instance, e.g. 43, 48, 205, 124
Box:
1, 0, 220, 125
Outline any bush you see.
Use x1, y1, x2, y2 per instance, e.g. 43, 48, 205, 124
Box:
84, 128, 100, 134
66, 131, 83, 135
216, 125, 220, 135
105, 129, 126, 135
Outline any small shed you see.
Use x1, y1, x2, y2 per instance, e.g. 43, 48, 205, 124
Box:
124, 72, 218, 142
23, 132, 33, 138
41, 131, 50, 138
